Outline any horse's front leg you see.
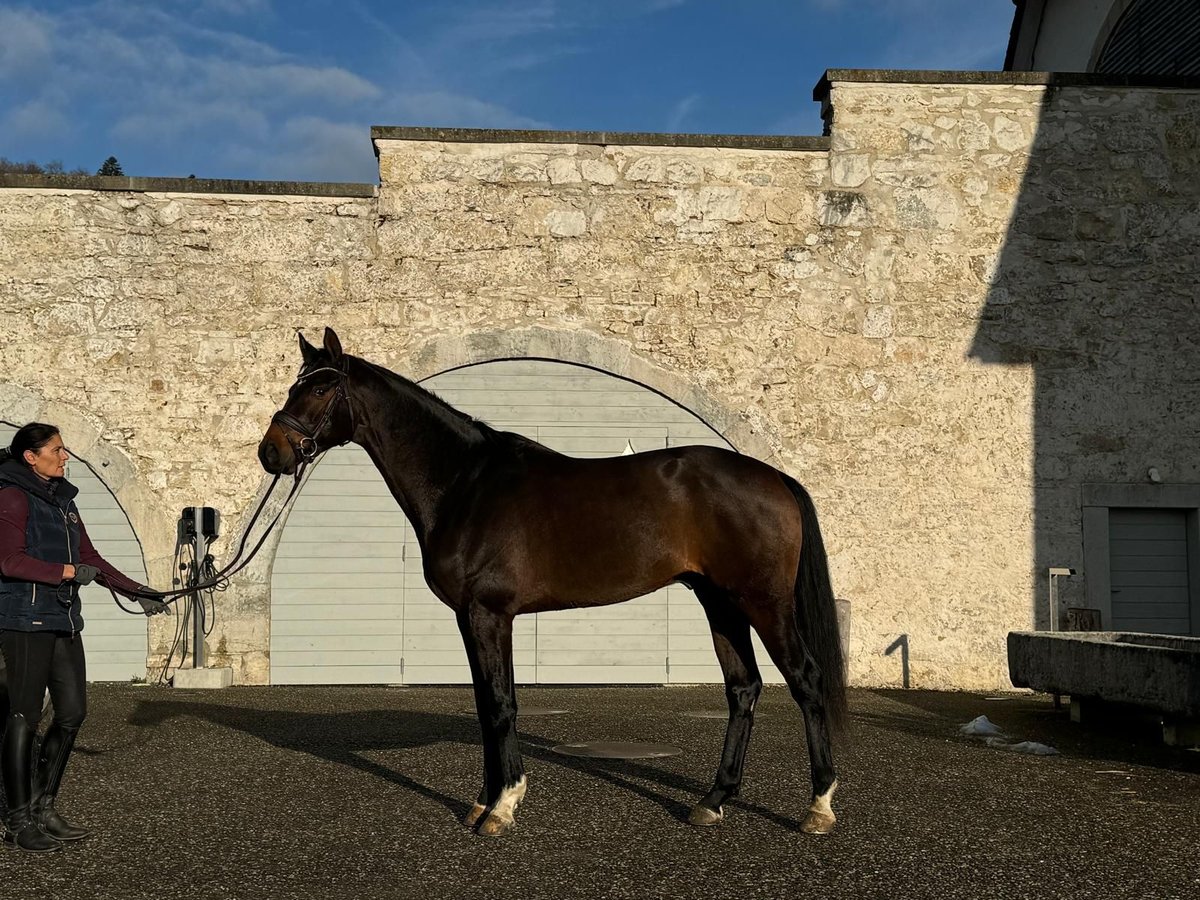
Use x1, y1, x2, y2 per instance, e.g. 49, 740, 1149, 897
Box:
456, 604, 526, 836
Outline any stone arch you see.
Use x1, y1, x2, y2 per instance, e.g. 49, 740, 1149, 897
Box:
231, 325, 795, 674
400, 326, 783, 464
0, 381, 175, 579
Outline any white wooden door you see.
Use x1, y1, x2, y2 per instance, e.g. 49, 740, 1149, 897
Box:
269, 445, 407, 684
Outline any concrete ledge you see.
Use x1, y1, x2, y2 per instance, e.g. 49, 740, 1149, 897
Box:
1008, 631, 1200, 718
813, 68, 1200, 98
371, 126, 828, 152
172, 667, 234, 690
0, 173, 378, 197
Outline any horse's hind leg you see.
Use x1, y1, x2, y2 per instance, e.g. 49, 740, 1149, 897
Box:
750, 605, 839, 834
689, 584, 762, 827
456, 604, 526, 836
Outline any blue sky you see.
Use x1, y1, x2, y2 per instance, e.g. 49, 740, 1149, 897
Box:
0, 0, 1016, 183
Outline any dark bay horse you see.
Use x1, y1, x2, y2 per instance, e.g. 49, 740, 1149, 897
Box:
259, 328, 848, 836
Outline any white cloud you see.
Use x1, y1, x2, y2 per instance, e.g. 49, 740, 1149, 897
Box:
0, 8, 55, 77
666, 94, 702, 132
2, 100, 70, 141
111, 102, 271, 147
375, 91, 550, 130
204, 62, 383, 105
192, 0, 273, 15
437, 1, 563, 47
265, 117, 378, 182
0, 1, 582, 180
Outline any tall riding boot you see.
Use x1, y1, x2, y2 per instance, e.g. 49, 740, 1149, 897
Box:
2, 714, 61, 852
32, 724, 89, 842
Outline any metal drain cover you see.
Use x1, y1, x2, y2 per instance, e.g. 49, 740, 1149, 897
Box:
552, 742, 683, 759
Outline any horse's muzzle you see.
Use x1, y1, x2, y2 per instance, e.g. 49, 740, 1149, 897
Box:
258, 426, 297, 475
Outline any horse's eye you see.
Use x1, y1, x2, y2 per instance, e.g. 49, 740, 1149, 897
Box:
313, 387, 327, 397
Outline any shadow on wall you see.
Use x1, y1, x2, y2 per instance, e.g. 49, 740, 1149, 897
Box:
884, 634, 910, 688
970, 76, 1200, 634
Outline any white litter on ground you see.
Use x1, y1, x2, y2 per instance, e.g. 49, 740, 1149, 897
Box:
960, 715, 1005, 736
959, 715, 1059, 756
1007, 741, 1060, 756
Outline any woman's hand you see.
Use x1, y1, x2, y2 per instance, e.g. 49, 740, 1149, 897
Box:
62, 564, 76, 582
72, 564, 99, 585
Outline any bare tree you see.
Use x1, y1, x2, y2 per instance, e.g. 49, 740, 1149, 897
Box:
0, 157, 88, 175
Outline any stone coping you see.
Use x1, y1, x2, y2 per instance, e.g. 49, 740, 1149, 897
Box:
812, 67, 1200, 101
0, 173, 377, 197
371, 126, 828, 152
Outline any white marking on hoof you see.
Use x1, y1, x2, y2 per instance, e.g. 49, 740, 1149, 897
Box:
477, 776, 527, 837
801, 779, 838, 835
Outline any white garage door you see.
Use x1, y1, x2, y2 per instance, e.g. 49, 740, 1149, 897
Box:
269, 361, 784, 685
1, 422, 149, 681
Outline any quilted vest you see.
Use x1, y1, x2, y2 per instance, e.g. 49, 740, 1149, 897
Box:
0, 459, 84, 633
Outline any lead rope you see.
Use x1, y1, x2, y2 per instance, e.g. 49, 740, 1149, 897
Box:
105, 460, 314, 685
105, 459, 313, 615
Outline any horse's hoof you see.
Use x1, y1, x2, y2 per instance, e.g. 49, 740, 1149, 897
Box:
687, 805, 724, 827
800, 810, 836, 835
476, 814, 516, 837
463, 803, 487, 828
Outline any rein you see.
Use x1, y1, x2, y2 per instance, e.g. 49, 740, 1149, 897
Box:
108, 362, 351, 612
106, 463, 311, 613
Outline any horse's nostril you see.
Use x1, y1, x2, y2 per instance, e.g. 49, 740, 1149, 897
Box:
259, 439, 280, 471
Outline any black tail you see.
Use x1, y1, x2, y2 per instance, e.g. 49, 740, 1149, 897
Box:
782, 474, 849, 738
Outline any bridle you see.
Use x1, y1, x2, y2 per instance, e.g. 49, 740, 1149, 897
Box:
270, 363, 351, 463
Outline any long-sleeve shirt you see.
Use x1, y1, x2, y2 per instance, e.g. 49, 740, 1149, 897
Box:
0, 486, 144, 597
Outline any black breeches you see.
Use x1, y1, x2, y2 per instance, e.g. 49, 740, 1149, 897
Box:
0, 631, 87, 729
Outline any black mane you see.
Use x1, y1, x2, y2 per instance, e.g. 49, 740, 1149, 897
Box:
359, 355, 561, 458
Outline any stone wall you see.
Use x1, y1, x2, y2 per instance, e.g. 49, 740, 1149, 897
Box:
3, 71, 1198, 689
0, 183, 379, 682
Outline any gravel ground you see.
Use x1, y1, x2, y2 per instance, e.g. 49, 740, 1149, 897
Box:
2, 684, 1198, 900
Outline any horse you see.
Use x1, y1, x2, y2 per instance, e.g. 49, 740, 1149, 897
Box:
258, 328, 848, 836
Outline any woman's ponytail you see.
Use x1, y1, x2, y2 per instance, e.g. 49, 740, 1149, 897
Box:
3, 423, 60, 466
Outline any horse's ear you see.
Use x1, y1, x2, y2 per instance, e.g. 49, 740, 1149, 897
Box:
298, 331, 319, 365
323, 327, 343, 363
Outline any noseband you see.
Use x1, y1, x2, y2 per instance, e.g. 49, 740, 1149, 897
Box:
271, 364, 350, 463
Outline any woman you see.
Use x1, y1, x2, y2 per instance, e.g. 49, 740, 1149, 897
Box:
0, 422, 165, 853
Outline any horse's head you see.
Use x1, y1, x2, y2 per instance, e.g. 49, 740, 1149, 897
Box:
259, 327, 355, 475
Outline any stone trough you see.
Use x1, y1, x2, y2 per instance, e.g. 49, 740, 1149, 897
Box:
1008, 631, 1200, 747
